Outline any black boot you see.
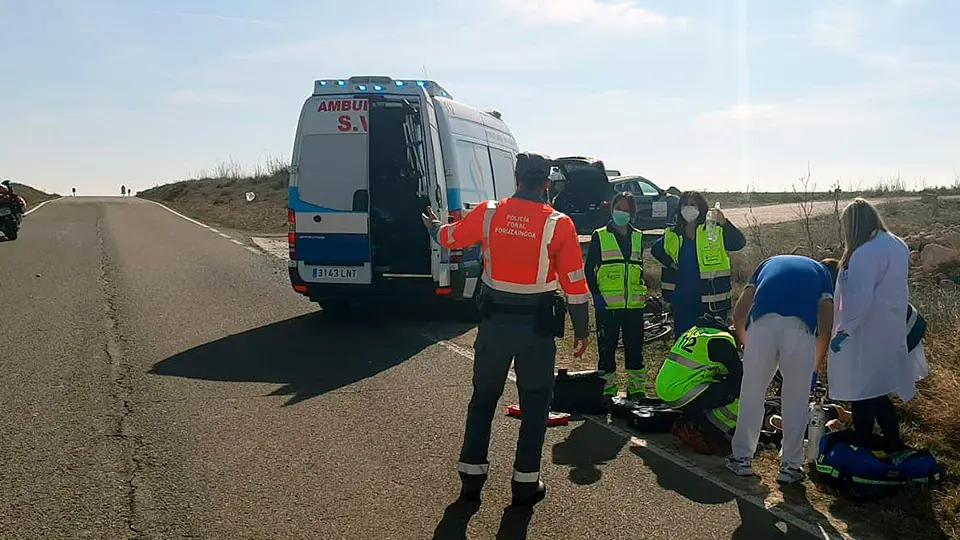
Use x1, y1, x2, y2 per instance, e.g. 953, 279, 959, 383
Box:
511, 479, 546, 506
459, 472, 487, 502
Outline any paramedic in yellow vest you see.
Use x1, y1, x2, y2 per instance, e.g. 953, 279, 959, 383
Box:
584, 192, 650, 403
655, 314, 742, 451
651, 191, 746, 338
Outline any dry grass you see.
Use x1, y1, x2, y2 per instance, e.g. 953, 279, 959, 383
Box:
9, 183, 58, 208
137, 158, 290, 234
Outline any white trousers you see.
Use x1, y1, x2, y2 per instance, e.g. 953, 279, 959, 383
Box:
731, 314, 816, 470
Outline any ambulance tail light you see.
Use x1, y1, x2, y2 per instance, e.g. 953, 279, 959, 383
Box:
287, 208, 297, 259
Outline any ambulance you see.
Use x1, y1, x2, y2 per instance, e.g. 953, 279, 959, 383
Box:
287, 75, 520, 315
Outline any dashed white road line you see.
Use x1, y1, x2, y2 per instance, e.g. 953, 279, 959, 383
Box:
424, 334, 847, 540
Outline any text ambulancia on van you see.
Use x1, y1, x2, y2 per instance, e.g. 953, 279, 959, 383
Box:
287, 76, 521, 314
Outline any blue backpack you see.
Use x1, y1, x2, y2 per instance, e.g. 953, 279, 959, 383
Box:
814, 431, 944, 501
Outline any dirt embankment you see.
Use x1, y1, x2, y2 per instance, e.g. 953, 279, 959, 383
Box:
9, 183, 58, 209
137, 171, 289, 235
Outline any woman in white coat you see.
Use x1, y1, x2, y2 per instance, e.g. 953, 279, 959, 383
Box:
827, 199, 913, 454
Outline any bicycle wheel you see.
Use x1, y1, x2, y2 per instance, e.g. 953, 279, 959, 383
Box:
644, 324, 672, 343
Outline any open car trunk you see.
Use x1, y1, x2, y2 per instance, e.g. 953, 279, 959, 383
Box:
550, 158, 611, 234
367, 97, 432, 275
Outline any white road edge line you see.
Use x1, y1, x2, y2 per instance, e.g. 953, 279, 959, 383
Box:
141, 199, 259, 252
245, 246, 261, 255
23, 197, 60, 216
423, 334, 848, 540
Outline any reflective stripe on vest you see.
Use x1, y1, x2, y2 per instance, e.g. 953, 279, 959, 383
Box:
479, 200, 563, 295
655, 327, 737, 408
660, 227, 732, 311
594, 227, 647, 310
707, 399, 739, 436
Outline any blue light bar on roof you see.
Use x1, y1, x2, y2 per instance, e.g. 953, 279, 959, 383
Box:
396, 81, 405, 87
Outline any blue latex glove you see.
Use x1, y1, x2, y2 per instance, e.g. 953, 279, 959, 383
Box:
593, 294, 606, 312
830, 332, 848, 353
810, 372, 819, 391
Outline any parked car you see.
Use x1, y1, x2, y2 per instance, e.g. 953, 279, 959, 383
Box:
608, 174, 680, 231
548, 156, 679, 233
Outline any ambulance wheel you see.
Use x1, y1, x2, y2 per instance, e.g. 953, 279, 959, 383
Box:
318, 299, 351, 317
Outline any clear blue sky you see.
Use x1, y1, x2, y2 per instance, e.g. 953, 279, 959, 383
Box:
2, 0, 958, 195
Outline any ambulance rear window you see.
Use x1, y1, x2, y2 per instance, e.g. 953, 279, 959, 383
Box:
296, 134, 368, 211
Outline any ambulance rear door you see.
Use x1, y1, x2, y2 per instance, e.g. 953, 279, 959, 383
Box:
418, 86, 451, 289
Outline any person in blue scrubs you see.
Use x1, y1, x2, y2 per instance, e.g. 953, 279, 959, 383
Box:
651, 191, 746, 337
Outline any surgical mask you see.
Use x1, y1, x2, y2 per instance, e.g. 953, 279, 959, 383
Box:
611, 210, 631, 227
681, 205, 701, 222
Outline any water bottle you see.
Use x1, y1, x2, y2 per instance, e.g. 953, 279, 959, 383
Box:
805, 401, 827, 465
706, 202, 721, 242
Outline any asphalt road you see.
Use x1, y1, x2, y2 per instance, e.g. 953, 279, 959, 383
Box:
0, 197, 824, 540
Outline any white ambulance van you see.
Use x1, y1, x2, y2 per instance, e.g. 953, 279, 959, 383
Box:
287, 75, 520, 314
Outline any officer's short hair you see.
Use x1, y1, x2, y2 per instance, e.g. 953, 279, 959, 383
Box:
515, 152, 553, 190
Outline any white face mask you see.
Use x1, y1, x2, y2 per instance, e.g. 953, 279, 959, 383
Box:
681, 205, 700, 222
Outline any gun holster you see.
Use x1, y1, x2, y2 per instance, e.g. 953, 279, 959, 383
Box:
534, 293, 567, 339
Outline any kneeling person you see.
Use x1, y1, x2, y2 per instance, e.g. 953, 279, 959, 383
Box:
655, 314, 742, 448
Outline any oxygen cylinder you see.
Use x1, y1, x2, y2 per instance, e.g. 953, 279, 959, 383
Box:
805, 402, 827, 464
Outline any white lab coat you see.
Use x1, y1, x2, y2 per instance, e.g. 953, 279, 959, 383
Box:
828, 231, 916, 402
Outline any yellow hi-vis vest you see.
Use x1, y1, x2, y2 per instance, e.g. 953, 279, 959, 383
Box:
660, 226, 733, 311
654, 326, 737, 407
595, 228, 647, 310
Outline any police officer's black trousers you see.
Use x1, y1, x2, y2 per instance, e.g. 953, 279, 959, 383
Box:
459, 314, 556, 489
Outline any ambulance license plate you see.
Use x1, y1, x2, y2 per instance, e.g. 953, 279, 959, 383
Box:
312, 266, 359, 281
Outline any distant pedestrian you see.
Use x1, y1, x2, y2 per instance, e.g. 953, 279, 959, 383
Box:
72, 187, 76, 196
121, 185, 127, 196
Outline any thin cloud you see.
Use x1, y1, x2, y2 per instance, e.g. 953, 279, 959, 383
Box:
496, 0, 687, 33
155, 10, 282, 27
808, 5, 863, 54
166, 89, 260, 105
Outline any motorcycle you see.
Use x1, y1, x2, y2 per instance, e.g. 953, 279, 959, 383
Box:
0, 180, 24, 241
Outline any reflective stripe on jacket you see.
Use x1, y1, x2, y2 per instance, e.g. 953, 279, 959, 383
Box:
594, 227, 646, 309
436, 197, 590, 305
655, 326, 737, 407
707, 398, 739, 438
660, 226, 732, 312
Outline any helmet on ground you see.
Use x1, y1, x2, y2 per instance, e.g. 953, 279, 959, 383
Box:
695, 313, 730, 332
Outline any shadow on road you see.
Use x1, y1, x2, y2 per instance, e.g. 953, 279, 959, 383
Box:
432, 499, 481, 540
630, 445, 840, 539
551, 421, 628, 485
494, 505, 534, 540
150, 310, 473, 406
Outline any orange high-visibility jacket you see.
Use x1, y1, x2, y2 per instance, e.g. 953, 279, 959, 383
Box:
438, 197, 590, 305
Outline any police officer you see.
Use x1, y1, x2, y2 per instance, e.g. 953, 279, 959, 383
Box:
655, 313, 742, 453
422, 152, 591, 506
